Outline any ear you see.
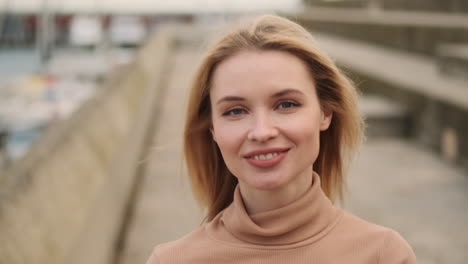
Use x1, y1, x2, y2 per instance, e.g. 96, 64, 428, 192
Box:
320, 109, 333, 131
210, 126, 217, 143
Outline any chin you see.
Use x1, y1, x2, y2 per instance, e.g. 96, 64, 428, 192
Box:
249, 175, 288, 191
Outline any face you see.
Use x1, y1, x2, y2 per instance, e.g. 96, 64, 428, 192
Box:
210, 50, 332, 194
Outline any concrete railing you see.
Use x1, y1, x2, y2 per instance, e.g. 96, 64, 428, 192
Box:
280, 11, 468, 172
312, 33, 468, 172
303, 0, 468, 13
288, 8, 468, 56
0, 27, 175, 264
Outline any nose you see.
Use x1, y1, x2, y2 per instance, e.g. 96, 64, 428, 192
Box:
247, 112, 279, 142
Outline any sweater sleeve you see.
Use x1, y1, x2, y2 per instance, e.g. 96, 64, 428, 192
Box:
145, 246, 161, 264
378, 230, 416, 264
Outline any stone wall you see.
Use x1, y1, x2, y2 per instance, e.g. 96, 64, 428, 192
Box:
0, 27, 175, 264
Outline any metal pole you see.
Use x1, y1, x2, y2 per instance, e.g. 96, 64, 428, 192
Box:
38, 0, 51, 69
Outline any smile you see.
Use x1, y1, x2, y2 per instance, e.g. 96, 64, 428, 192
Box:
244, 148, 290, 168
251, 152, 279, 160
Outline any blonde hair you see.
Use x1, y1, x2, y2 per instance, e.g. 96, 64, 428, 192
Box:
184, 15, 363, 222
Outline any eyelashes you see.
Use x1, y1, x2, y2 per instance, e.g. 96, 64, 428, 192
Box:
221, 100, 301, 117
276, 100, 300, 109
222, 108, 246, 116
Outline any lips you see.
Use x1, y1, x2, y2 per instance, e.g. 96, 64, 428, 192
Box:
243, 148, 290, 168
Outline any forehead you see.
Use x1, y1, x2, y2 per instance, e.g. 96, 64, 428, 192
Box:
210, 50, 315, 98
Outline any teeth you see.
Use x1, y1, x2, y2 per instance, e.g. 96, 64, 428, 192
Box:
252, 152, 279, 160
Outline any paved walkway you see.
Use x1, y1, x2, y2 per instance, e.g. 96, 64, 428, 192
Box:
118, 48, 203, 264
118, 45, 468, 264
347, 138, 468, 264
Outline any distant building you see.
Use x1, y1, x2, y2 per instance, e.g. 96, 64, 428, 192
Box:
303, 0, 468, 13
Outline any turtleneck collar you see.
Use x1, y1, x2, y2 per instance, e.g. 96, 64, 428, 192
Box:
205, 172, 341, 246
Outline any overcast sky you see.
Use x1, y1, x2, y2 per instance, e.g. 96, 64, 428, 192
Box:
0, 0, 302, 13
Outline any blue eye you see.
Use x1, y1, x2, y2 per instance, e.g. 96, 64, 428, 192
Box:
277, 101, 300, 109
222, 108, 246, 116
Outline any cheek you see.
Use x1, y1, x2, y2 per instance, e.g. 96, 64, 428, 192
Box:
278, 111, 321, 135
212, 123, 244, 155
293, 124, 320, 145
279, 112, 322, 149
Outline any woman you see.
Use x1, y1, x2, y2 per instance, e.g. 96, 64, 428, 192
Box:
146, 15, 416, 264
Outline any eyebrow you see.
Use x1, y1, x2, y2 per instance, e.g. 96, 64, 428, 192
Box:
216, 88, 305, 105
272, 88, 305, 98
216, 96, 245, 105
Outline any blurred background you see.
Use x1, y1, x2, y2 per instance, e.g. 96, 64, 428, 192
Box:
0, 0, 467, 264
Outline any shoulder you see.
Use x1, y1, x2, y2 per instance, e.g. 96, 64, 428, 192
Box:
377, 229, 416, 264
145, 226, 212, 264
336, 210, 416, 264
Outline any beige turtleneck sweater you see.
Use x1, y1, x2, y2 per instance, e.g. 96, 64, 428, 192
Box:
146, 173, 416, 263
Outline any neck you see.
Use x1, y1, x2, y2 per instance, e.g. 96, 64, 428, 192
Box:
239, 170, 313, 215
